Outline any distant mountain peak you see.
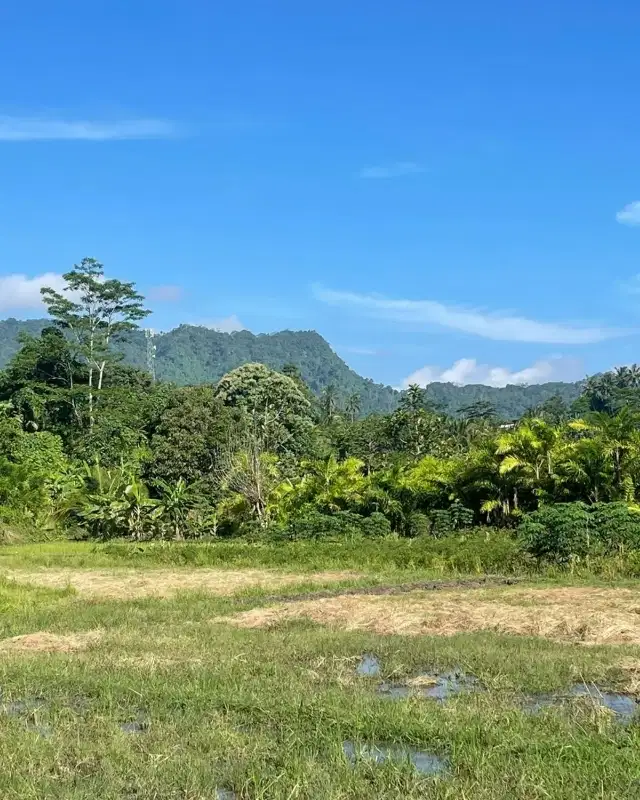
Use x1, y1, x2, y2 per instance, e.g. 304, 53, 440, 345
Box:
0, 318, 582, 417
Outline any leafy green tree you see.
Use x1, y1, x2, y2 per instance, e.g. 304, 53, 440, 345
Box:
41, 258, 149, 428
532, 394, 570, 425
333, 414, 396, 473
0, 327, 86, 432
215, 363, 313, 455
459, 400, 497, 421
147, 386, 237, 488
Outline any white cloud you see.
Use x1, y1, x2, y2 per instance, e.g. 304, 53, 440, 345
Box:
0, 272, 67, 311
616, 201, 640, 227
198, 315, 246, 333
403, 357, 583, 388
147, 284, 183, 302
0, 117, 177, 141
359, 161, 423, 179
313, 285, 623, 344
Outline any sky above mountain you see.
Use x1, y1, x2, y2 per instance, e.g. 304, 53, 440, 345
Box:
1, 1, 639, 389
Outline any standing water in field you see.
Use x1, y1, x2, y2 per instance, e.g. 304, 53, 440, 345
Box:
524, 683, 638, 723
356, 654, 382, 677
343, 740, 448, 776
377, 669, 481, 701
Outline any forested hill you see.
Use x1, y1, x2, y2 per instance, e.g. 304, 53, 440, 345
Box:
0, 318, 583, 417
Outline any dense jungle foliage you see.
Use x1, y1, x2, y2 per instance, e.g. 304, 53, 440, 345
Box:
0, 321, 583, 419
2, 259, 640, 568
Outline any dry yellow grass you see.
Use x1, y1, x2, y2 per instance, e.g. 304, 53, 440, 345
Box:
219, 586, 640, 645
1, 568, 360, 599
0, 630, 103, 654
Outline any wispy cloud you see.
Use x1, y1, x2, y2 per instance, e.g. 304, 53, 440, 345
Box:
359, 161, 423, 179
197, 315, 246, 333
313, 285, 623, 344
403, 356, 583, 388
0, 272, 66, 311
147, 284, 184, 303
0, 117, 178, 141
616, 201, 640, 227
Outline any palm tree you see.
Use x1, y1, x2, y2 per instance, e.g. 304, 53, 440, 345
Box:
345, 393, 361, 423
496, 418, 560, 505
555, 438, 612, 503
321, 384, 339, 423
570, 407, 640, 497
294, 456, 366, 513
400, 384, 425, 413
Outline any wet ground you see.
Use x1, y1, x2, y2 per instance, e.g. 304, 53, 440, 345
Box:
355, 657, 639, 722
378, 669, 481, 701
522, 683, 639, 722
343, 740, 448, 776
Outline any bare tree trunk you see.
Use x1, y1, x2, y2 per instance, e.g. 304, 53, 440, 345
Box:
88, 367, 94, 429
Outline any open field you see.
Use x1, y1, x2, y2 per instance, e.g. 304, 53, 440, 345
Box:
2, 542, 640, 799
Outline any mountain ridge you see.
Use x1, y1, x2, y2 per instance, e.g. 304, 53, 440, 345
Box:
0, 318, 583, 417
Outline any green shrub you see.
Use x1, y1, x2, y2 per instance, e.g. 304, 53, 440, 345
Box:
359, 512, 392, 538
282, 510, 358, 541
518, 502, 640, 564
406, 512, 430, 538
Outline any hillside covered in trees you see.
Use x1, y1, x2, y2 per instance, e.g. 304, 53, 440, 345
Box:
3, 257, 640, 568
0, 318, 582, 418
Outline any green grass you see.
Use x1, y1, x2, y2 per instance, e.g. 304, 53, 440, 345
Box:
2, 543, 640, 798
0, 533, 525, 573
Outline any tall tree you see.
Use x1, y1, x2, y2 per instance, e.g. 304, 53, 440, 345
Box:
345, 392, 361, 423
400, 384, 426, 413
40, 258, 149, 428
321, 384, 340, 423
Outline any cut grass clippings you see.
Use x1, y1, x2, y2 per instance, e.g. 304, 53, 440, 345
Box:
220, 585, 640, 646
2, 567, 363, 599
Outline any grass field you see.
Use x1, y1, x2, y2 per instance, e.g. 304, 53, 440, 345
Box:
1, 541, 640, 799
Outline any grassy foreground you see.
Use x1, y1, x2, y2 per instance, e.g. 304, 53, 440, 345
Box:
1, 541, 640, 799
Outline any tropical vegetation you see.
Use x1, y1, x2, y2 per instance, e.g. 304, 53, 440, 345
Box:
2, 259, 640, 569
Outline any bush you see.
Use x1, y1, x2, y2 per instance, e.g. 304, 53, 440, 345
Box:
359, 512, 392, 538
428, 502, 475, 538
518, 502, 640, 564
277, 509, 392, 541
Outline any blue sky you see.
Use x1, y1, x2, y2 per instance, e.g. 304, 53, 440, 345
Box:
1, 1, 640, 389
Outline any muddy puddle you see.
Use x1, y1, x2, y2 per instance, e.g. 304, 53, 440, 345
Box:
378, 670, 481, 701
523, 683, 639, 723
354, 657, 481, 702
343, 740, 448, 776
214, 790, 237, 800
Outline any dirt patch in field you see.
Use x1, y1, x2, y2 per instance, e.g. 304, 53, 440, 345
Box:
1, 568, 361, 600
220, 586, 640, 645
0, 630, 103, 654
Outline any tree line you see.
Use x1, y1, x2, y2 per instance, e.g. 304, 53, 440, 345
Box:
2, 258, 640, 565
